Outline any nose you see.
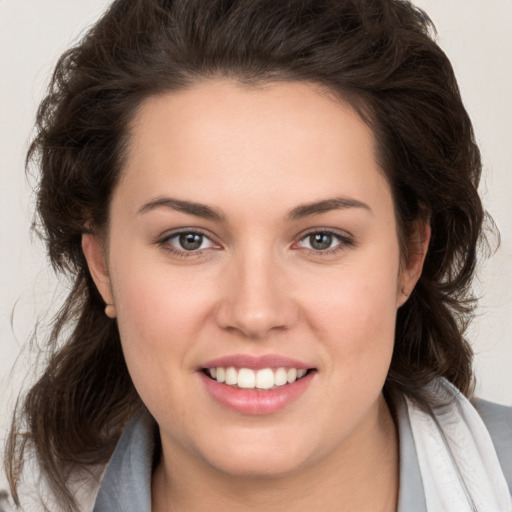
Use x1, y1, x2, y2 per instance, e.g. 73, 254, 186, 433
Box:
215, 249, 299, 339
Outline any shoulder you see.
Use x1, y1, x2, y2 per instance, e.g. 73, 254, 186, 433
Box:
472, 397, 512, 492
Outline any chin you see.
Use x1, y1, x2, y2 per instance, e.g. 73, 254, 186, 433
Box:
211, 457, 305, 481
199, 435, 314, 480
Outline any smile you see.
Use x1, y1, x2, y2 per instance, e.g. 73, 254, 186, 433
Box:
204, 367, 309, 390
199, 356, 316, 414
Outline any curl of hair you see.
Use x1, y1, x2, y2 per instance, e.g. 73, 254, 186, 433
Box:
5, 0, 488, 509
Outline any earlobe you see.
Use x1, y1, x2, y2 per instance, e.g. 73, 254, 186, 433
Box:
82, 233, 114, 308
398, 221, 431, 307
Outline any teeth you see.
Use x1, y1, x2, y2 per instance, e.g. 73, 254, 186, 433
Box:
287, 368, 297, 383
208, 366, 309, 389
225, 367, 237, 385
274, 367, 288, 386
216, 367, 225, 383
255, 368, 274, 390
238, 368, 255, 389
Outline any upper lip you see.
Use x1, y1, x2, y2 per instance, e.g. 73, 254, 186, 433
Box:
201, 354, 313, 370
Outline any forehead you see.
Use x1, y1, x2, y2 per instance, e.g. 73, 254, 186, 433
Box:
117, 80, 393, 220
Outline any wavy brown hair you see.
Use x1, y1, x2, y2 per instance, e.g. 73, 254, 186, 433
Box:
6, 0, 487, 509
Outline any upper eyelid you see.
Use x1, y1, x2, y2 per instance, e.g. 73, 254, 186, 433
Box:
296, 227, 353, 241
158, 227, 217, 242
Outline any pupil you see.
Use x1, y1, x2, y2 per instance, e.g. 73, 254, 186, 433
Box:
179, 233, 203, 250
310, 233, 332, 250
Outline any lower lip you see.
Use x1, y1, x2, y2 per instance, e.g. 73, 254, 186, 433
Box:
199, 371, 315, 415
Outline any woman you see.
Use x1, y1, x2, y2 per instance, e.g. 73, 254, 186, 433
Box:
4, 0, 512, 511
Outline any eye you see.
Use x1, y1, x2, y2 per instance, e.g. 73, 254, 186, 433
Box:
175, 232, 209, 251
296, 230, 352, 252
160, 230, 218, 254
302, 233, 336, 251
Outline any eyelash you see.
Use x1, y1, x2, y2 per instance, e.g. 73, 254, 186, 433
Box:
156, 228, 354, 258
157, 228, 219, 259
294, 229, 355, 256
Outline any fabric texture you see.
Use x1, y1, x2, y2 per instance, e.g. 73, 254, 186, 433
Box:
92, 409, 154, 512
405, 379, 512, 512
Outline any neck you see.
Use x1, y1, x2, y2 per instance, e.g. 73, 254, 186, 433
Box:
152, 395, 399, 512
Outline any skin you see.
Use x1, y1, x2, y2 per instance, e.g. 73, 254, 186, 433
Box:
83, 80, 429, 511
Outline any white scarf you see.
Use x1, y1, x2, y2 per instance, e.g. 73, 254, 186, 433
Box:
405, 378, 512, 512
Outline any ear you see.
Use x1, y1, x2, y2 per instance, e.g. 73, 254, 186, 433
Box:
397, 220, 431, 308
82, 233, 114, 310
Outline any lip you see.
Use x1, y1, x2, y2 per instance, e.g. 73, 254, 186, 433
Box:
201, 354, 312, 370
199, 354, 316, 415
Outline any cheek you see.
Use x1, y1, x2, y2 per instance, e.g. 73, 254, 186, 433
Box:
302, 246, 400, 378
109, 264, 210, 424
106, 248, 218, 398
309, 254, 399, 333
111, 250, 215, 342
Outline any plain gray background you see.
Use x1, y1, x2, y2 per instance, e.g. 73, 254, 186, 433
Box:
1, 0, 511, 491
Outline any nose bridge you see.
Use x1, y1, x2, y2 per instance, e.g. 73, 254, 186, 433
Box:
216, 241, 297, 338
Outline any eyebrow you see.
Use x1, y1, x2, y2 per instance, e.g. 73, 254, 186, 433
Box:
286, 197, 372, 220
137, 195, 371, 222
138, 197, 225, 221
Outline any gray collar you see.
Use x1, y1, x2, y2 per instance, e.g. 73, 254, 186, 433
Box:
395, 395, 427, 512
93, 409, 154, 512
93, 403, 426, 512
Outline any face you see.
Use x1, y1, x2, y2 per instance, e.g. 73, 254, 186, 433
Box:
84, 80, 425, 480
